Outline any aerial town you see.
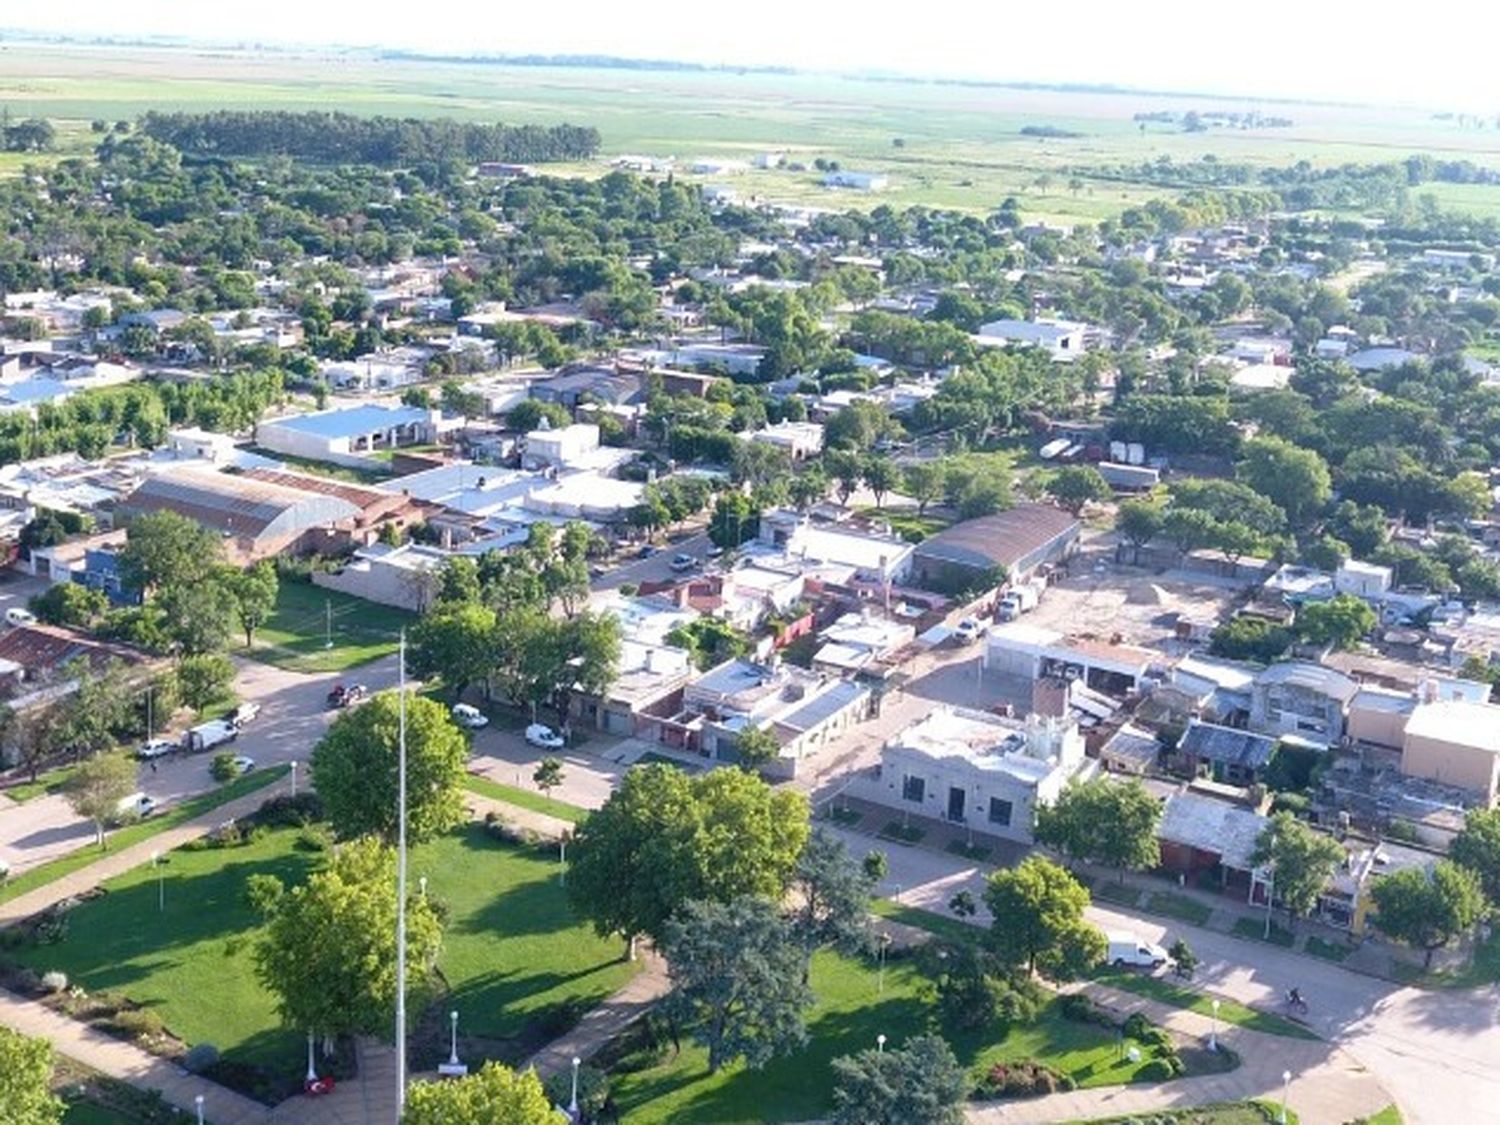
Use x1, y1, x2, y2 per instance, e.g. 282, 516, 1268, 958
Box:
1, 18, 1499, 1125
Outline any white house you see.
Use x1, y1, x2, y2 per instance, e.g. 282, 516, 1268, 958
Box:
1335, 559, 1394, 600
521, 423, 600, 470
749, 421, 824, 460
312, 542, 448, 612
823, 170, 889, 191
856, 706, 1092, 843
974, 318, 1087, 363
255, 404, 434, 466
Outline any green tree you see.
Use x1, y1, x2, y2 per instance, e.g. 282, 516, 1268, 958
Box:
1209, 616, 1294, 663
826, 450, 865, 506
1046, 465, 1111, 516
788, 828, 875, 974
506, 399, 570, 432
176, 652, 235, 715
862, 456, 900, 509
1451, 808, 1500, 905
662, 897, 812, 1074
1237, 436, 1332, 526
1301, 535, 1350, 573
403, 1063, 562, 1124
118, 509, 222, 595
983, 856, 1104, 978
1251, 812, 1345, 927
1295, 593, 1376, 650
250, 837, 443, 1049
310, 693, 468, 845
903, 461, 947, 517
0, 1027, 64, 1125
410, 602, 498, 699
28, 581, 108, 628
708, 490, 760, 550
63, 750, 138, 849
733, 725, 781, 772
830, 1033, 967, 1125
1115, 498, 1164, 564
1034, 776, 1161, 880
532, 756, 564, 799
788, 466, 828, 511
157, 578, 238, 655
1370, 861, 1486, 969
225, 561, 279, 649
567, 765, 810, 955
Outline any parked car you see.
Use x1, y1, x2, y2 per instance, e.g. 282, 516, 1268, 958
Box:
326, 683, 367, 709
182, 719, 237, 753
230, 755, 256, 774
1106, 931, 1169, 969
669, 553, 697, 573
953, 617, 984, 644
4, 607, 36, 627
136, 738, 176, 761
230, 701, 261, 727
114, 792, 157, 821
637, 544, 659, 559
525, 722, 566, 749
451, 703, 490, 730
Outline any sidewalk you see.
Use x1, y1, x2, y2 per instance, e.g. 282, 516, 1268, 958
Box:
462, 791, 574, 841
967, 982, 1392, 1125
524, 949, 670, 1076
0, 776, 294, 930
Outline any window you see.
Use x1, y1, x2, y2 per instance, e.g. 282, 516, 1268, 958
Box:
901, 775, 926, 803
988, 797, 1013, 827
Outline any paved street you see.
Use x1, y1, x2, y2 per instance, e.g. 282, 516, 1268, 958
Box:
590, 530, 712, 590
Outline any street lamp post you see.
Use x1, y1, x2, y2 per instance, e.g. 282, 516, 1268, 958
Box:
877, 931, 892, 995
448, 1010, 460, 1067
305, 1032, 317, 1083
876, 1033, 886, 1054
289, 760, 297, 798
1279, 1068, 1292, 1124
560, 837, 567, 886
194, 1094, 204, 1125
152, 850, 163, 913
1209, 998, 1220, 1053
569, 1056, 582, 1115
419, 876, 428, 899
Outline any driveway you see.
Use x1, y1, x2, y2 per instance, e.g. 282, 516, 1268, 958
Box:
0, 571, 50, 623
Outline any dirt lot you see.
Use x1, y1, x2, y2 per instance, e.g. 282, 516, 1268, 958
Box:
1028, 537, 1244, 653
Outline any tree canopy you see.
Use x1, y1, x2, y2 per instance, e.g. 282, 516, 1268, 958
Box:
830, 1033, 968, 1125
402, 1063, 563, 1125
1252, 812, 1346, 925
1035, 776, 1161, 877
1370, 860, 1485, 968
0, 1027, 64, 1125
983, 856, 1104, 979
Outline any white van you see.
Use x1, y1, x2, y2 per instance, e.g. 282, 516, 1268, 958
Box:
182, 719, 238, 753
4, 607, 37, 627
1106, 931, 1169, 969
114, 792, 157, 820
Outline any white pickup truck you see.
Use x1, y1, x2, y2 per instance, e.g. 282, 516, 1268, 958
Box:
182, 719, 238, 753
1106, 931, 1169, 969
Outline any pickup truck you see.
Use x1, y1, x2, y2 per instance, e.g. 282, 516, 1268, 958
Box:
1106, 932, 1169, 969
182, 719, 237, 753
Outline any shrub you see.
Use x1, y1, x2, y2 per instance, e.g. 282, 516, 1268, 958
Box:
252, 792, 325, 827
40, 970, 68, 993
1135, 1057, 1175, 1081
541, 1064, 609, 1118
294, 827, 330, 852
1057, 992, 1116, 1027
210, 753, 241, 782
975, 1059, 1067, 1099
107, 1007, 167, 1040
1122, 1011, 1152, 1040
182, 1043, 220, 1073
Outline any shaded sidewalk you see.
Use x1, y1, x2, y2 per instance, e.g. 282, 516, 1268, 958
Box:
525, 949, 670, 1077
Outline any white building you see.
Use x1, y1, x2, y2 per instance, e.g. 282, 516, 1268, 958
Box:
521, 423, 600, 470
255, 404, 434, 466
312, 542, 448, 611
823, 170, 889, 191
857, 706, 1092, 843
974, 318, 1087, 362
984, 621, 1162, 695
749, 421, 825, 460
814, 611, 917, 675
756, 509, 914, 585
1335, 559, 1394, 600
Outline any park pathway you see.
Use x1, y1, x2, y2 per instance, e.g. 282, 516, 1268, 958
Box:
0, 775, 296, 929
525, 949, 670, 1077
461, 788, 574, 841
966, 982, 1391, 1125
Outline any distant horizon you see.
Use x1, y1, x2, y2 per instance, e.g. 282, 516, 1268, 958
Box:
1, 2, 1497, 114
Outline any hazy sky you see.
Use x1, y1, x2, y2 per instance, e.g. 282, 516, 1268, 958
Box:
3, 1, 1497, 110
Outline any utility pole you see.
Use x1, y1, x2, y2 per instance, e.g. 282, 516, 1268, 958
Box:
395, 632, 408, 1119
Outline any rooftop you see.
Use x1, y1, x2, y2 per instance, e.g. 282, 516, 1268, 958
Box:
120, 471, 359, 537
1180, 720, 1278, 770
1405, 698, 1500, 754
914, 505, 1079, 571
260, 404, 429, 440
1255, 661, 1360, 702
1158, 791, 1268, 871
888, 706, 1080, 784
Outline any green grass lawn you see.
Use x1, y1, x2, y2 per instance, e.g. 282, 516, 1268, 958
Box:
1092, 970, 1317, 1040
61, 1102, 138, 1125
411, 823, 637, 1044
4, 762, 82, 803
1143, 889, 1214, 927
1357, 1106, 1403, 1125
1069, 1101, 1296, 1124
462, 774, 590, 825
869, 899, 980, 946
1387, 929, 1500, 989
612, 952, 1165, 1124
0, 767, 289, 906
1089, 880, 1143, 909
14, 818, 636, 1095
1231, 917, 1296, 948
1304, 935, 1353, 963
249, 581, 412, 674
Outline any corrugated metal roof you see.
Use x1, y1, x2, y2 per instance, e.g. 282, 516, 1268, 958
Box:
914, 505, 1078, 571
1180, 720, 1277, 769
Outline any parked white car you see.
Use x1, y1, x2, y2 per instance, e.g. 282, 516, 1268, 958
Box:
1106, 931, 1169, 969
114, 792, 158, 821
452, 703, 490, 730
4, 607, 36, 627
525, 722, 566, 749
136, 738, 176, 761
231, 755, 256, 775
230, 701, 261, 726
953, 617, 984, 644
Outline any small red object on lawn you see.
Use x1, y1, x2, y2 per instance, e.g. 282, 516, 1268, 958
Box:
304, 1077, 337, 1096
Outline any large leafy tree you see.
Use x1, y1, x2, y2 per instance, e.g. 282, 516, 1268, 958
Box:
983, 856, 1104, 979
63, 750, 138, 849
311, 693, 468, 844
1451, 808, 1500, 905
410, 602, 498, 699
787, 828, 875, 976
661, 897, 812, 1074
402, 1062, 562, 1124
830, 1033, 967, 1125
0, 1028, 63, 1125
1035, 776, 1161, 879
224, 560, 279, 649
1295, 593, 1376, 650
250, 837, 443, 1048
1252, 812, 1345, 927
1370, 861, 1486, 968
176, 652, 235, 715
118, 509, 222, 595
1045, 465, 1111, 516
1114, 497, 1163, 564
1237, 435, 1332, 525
567, 764, 809, 955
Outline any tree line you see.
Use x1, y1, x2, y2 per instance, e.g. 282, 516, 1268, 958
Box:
139, 111, 601, 165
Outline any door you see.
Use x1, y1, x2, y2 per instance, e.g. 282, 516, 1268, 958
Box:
947, 786, 966, 823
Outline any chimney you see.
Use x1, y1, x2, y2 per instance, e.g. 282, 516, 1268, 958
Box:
644, 648, 654, 673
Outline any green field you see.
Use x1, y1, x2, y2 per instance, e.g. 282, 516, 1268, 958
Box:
1093, 970, 1317, 1040
250, 580, 412, 674
3, 762, 82, 803
15, 820, 636, 1095
7, 43, 1500, 220
613, 951, 1171, 1124
462, 774, 591, 825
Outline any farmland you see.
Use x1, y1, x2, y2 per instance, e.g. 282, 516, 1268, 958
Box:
4, 42, 1500, 221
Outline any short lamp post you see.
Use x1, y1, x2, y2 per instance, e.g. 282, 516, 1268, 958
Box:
877, 932, 893, 995
194, 1094, 204, 1125
1279, 1068, 1292, 1124
569, 1056, 581, 1115
290, 760, 298, 798
419, 875, 428, 899
438, 1009, 467, 1077
1209, 998, 1220, 1053
876, 1033, 886, 1054
305, 1032, 318, 1084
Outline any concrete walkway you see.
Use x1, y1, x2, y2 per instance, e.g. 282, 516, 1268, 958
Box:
0, 775, 295, 929
461, 789, 574, 842
966, 983, 1391, 1125
525, 949, 670, 1077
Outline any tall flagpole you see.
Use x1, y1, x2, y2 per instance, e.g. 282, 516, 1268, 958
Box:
395, 631, 408, 1120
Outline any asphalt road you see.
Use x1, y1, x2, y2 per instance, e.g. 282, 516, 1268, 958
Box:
591, 531, 712, 590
